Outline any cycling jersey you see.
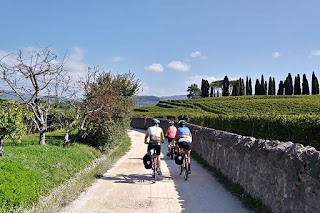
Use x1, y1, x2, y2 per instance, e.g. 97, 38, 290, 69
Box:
146, 126, 163, 145
166, 126, 177, 139
177, 126, 192, 143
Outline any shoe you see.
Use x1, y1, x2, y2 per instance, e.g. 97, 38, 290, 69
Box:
157, 169, 162, 175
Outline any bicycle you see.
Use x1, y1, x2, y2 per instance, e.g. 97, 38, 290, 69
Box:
168, 140, 176, 160
149, 146, 159, 181
179, 148, 189, 181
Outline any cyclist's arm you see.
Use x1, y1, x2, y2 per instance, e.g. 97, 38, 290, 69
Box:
160, 130, 165, 143
144, 129, 149, 143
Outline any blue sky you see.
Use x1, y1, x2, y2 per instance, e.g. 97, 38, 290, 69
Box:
1, 0, 320, 97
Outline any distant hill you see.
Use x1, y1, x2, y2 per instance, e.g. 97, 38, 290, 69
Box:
134, 95, 188, 107
160, 95, 188, 100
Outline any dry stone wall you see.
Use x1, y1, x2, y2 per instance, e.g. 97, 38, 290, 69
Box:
131, 117, 320, 213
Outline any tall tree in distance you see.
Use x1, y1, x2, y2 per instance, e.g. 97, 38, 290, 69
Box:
240, 78, 245, 96
272, 77, 276, 95
255, 79, 261, 95
248, 78, 252, 95
294, 74, 301, 95
284, 73, 293, 95
302, 74, 310, 95
260, 75, 267, 95
187, 83, 200, 98
311, 72, 319, 95
277, 80, 284, 95
200, 79, 210, 98
222, 76, 230, 96
268, 77, 273, 95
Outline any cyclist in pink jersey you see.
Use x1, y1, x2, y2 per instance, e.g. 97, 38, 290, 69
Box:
165, 121, 177, 156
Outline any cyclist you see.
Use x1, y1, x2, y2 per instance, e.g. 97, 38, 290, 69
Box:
144, 118, 165, 175
175, 120, 192, 174
165, 121, 177, 157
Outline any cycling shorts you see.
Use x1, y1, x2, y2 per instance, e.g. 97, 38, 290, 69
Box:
168, 138, 175, 143
148, 144, 161, 155
177, 141, 191, 151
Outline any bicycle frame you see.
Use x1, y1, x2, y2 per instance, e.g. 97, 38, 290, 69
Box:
179, 148, 189, 181
150, 147, 158, 181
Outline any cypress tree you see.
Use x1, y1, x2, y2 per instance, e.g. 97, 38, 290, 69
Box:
284, 73, 293, 95
312, 72, 319, 95
268, 77, 273, 95
245, 76, 249, 95
248, 78, 252, 95
200, 79, 210, 98
240, 78, 245, 96
260, 75, 266, 95
294, 74, 301, 95
222, 76, 230, 96
210, 86, 213, 97
302, 74, 310, 95
264, 80, 268, 95
277, 80, 284, 95
255, 79, 260, 95
272, 77, 276, 95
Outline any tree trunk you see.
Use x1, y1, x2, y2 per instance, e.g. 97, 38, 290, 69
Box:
0, 137, 4, 157
39, 131, 46, 145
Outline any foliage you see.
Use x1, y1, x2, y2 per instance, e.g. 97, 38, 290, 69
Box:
302, 74, 310, 95
222, 76, 230, 96
133, 95, 320, 150
82, 70, 139, 149
0, 101, 29, 141
200, 79, 210, 98
187, 83, 200, 98
312, 71, 319, 95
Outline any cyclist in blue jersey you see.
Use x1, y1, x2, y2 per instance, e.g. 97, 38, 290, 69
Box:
175, 120, 192, 174
144, 118, 164, 175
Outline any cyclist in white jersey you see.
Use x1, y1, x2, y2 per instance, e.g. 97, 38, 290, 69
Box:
144, 118, 164, 175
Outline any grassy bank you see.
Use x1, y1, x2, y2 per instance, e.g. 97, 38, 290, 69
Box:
0, 130, 131, 213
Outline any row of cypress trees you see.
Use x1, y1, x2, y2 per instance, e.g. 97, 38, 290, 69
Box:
199, 72, 320, 97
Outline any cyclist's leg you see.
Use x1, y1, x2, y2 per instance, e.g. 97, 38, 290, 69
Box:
155, 145, 162, 173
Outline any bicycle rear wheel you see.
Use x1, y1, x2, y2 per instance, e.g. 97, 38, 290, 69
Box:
153, 154, 157, 181
184, 155, 188, 181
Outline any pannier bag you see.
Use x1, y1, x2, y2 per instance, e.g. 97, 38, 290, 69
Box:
143, 153, 152, 169
174, 153, 184, 165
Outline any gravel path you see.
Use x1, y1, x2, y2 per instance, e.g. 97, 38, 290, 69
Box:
59, 128, 251, 213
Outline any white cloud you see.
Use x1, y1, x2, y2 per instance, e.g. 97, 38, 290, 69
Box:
167, 61, 190, 72
65, 47, 87, 80
311, 50, 320, 57
112, 56, 124, 63
190, 51, 201, 58
272, 51, 281, 58
144, 63, 164, 72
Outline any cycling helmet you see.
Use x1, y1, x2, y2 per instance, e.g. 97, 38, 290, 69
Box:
169, 121, 174, 125
179, 120, 186, 125
152, 118, 160, 124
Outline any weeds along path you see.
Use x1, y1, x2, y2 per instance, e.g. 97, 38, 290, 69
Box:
59, 128, 250, 213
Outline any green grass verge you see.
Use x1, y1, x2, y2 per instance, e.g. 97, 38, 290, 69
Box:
191, 151, 272, 213
0, 130, 131, 213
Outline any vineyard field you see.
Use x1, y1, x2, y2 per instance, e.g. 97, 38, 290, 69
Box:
133, 95, 320, 150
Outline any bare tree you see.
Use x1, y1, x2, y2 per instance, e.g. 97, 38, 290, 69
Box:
0, 47, 70, 144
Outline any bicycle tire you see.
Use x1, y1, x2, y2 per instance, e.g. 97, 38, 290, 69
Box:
170, 148, 174, 160
153, 155, 157, 181
184, 154, 188, 181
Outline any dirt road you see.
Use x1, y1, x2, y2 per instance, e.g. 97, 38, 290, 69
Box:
59, 129, 250, 213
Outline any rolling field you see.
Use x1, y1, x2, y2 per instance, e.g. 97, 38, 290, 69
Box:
133, 95, 320, 150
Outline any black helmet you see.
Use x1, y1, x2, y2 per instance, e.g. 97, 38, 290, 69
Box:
152, 118, 160, 124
